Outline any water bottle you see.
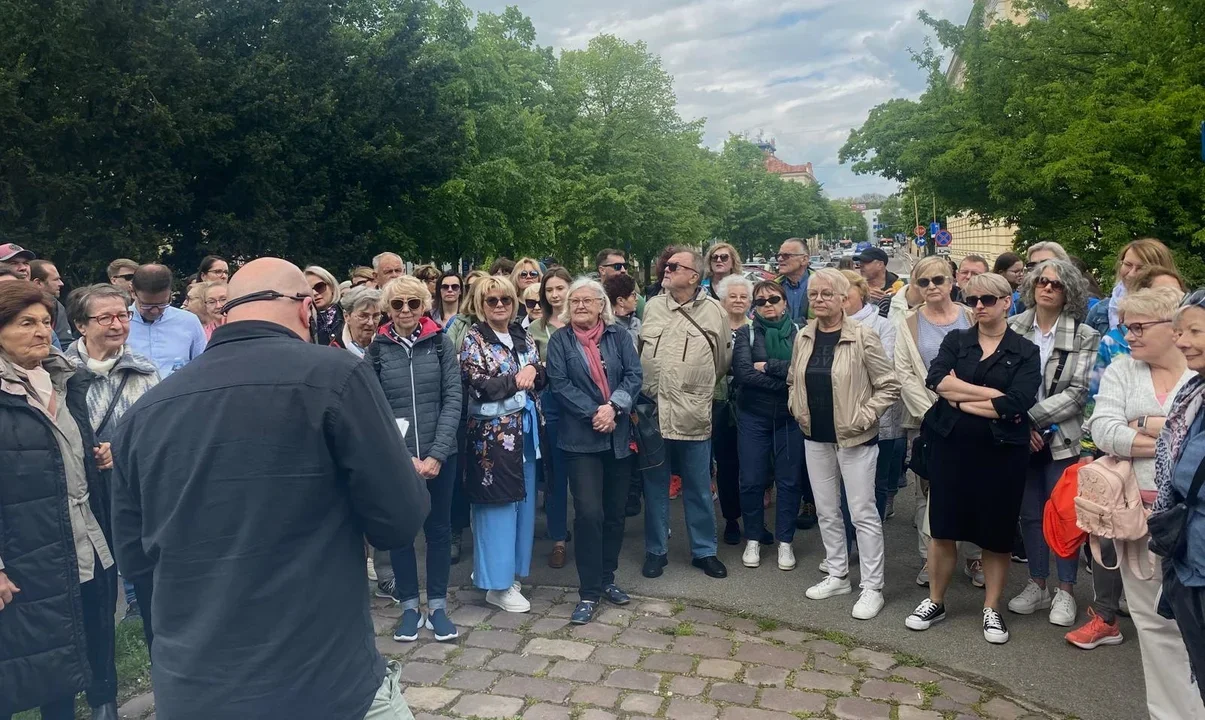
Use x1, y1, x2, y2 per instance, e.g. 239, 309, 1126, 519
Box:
170, 358, 185, 374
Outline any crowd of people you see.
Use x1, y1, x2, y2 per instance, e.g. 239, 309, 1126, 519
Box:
0, 235, 1203, 720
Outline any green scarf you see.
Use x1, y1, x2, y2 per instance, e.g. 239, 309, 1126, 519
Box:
756, 314, 794, 361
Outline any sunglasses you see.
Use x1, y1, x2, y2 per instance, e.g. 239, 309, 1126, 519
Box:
310, 281, 328, 295
114, 273, 135, 282
1035, 276, 1065, 292
711, 253, 731, 263
965, 294, 1007, 308
776, 252, 805, 260
604, 262, 627, 272
389, 298, 422, 312
665, 262, 697, 275
753, 295, 783, 307
440, 283, 461, 292
524, 299, 540, 310
1025, 261, 1039, 270
915, 276, 947, 288
518, 271, 540, 279
351, 279, 370, 288
485, 296, 514, 308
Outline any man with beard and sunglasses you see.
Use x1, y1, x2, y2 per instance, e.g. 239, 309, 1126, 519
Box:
596, 248, 645, 319
110, 258, 430, 720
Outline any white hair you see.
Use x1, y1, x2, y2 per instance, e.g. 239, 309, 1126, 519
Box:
715, 273, 753, 300
559, 276, 615, 326
371, 252, 403, 271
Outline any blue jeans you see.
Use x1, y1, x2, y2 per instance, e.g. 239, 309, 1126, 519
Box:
643, 438, 718, 559
1021, 456, 1079, 585
392, 455, 457, 611
542, 392, 570, 542
736, 412, 803, 543
874, 437, 907, 520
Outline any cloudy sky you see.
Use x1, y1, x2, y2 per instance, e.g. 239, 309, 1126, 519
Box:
462, 0, 973, 198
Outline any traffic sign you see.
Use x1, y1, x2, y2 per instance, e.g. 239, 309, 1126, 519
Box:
935, 229, 952, 247
914, 225, 926, 237
930, 222, 942, 238
915, 237, 926, 248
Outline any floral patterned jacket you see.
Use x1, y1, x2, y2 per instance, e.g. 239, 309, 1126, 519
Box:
460, 321, 546, 504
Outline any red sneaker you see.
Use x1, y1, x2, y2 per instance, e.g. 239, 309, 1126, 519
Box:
1064, 608, 1123, 649
669, 475, 682, 499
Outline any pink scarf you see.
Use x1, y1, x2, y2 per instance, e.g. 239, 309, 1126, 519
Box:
573, 321, 611, 400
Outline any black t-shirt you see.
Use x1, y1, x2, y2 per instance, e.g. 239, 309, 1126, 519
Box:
805, 329, 841, 443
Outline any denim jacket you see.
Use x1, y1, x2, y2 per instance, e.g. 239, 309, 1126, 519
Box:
546, 323, 643, 458
1173, 413, 1205, 587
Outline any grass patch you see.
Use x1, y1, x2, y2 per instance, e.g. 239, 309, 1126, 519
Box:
658, 621, 695, 637
473, 622, 493, 631
892, 651, 925, 667
919, 681, 941, 699
670, 601, 686, 615
756, 618, 779, 632
819, 629, 856, 648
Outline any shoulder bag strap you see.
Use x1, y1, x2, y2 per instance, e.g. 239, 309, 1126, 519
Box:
1182, 454, 1205, 509
675, 305, 718, 357
95, 373, 131, 437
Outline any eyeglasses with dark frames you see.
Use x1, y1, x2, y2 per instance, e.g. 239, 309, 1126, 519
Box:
964, 294, 1007, 308
87, 311, 132, 327
389, 298, 423, 312
518, 271, 541, 279
114, 273, 135, 282
485, 296, 514, 308
310, 281, 329, 296
440, 283, 461, 292
524, 299, 540, 310
1035, 276, 1065, 292
915, 276, 947, 288
664, 262, 697, 275
711, 253, 731, 263
604, 262, 627, 272
1125, 319, 1171, 337
753, 295, 783, 307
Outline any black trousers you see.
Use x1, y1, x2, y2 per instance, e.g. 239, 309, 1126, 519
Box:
567, 451, 632, 601
130, 573, 154, 652
711, 402, 741, 523
1164, 568, 1205, 707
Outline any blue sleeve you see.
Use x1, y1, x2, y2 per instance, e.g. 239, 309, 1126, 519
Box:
191, 319, 207, 359
610, 331, 643, 411
547, 333, 601, 422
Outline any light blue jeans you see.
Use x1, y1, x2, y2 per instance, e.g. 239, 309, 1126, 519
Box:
1021, 456, 1079, 585
643, 438, 718, 559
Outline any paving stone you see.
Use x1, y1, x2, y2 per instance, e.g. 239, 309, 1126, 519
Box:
812, 653, 860, 675
571, 685, 622, 707
833, 696, 892, 720
547, 601, 581, 618
731, 631, 770, 645
860, 678, 924, 706
118, 693, 155, 718
531, 586, 566, 601
524, 637, 596, 660
465, 629, 523, 651
372, 613, 395, 635
486, 652, 550, 675
668, 675, 708, 697
444, 669, 498, 691
790, 669, 855, 693
374, 635, 414, 658
633, 615, 681, 632
708, 682, 756, 705
398, 662, 449, 685
690, 623, 730, 638
596, 607, 633, 626
641, 651, 696, 673
591, 646, 642, 666
897, 709, 944, 720
522, 703, 572, 720
672, 635, 733, 658
528, 599, 554, 615
743, 664, 789, 687
723, 616, 761, 633
763, 628, 812, 645
758, 688, 828, 714
453, 605, 494, 625
893, 666, 941, 684
450, 647, 492, 668
451, 693, 524, 718
411, 643, 459, 662
571, 622, 621, 642
639, 600, 676, 616
617, 628, 674, 649
620, 693, 665, 714
718, 708, 796, 720
665, 698, 719, 720
863, 666, 891, 679
697, 658, 742, 679
412, 715, 440, 720
929, 697, 976, 714
677, 606, 727, 625
375, 604, 403, 618
529, 618, 570, 634
487, 611, 530, 630
802, 638, 848, 657
402, 687, 460, 711
733, 643, 807, 669
937, 678, 983, 705
847, 647, 897, 671
579, 710, 619, 720
604, 668, 662, 691
548, 660, 605, 682
493, 675, 574, 703
981, 697, 1030, 719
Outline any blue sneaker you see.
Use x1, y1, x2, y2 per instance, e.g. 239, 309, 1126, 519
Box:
392, 608, 422, 642
570, 600, 598, 625
425, 609, 459, 642
602, 584, 630, 605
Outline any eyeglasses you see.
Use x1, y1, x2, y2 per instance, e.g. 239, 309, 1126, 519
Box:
207, 269, 229, 277
1120, 259, 1146, 274
915, 276, 947, 288
349, 310, 377, 322
753, 295, 783, 307
603, 262, 627, 272
113, 273, 135, 282
711, 253, 731, 263
1025, 261, 1038, 270
1126, 319, 1171, 338
776, 252, 805, 261
485, 296, 513, 308
1035, 276, 1065, 292
569, 297, 601, 308
665, 262, 697, 276
310, 281, 329, 296
389, 298, 422, 312
964, 294, 1007, 308
806, 290, 836, 301
518, 271, 541, 279
204, 298, 227, 307
88, 311, 132, 327
524, 299, 540, 310
351, 279, 370, 288
440, 283, 461, 292
136, 300, 171, 311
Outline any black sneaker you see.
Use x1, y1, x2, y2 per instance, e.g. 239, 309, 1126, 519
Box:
723, 520, 741, 545
795, 503, 817, 530
642, 552, 668, 578
625, 495, 642, 518
983, 607, 1010, 644
905, 598, 946, 631
375, 579, 396, 601
121, 601, 141, 623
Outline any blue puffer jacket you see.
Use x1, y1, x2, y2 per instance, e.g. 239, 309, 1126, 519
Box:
546, 322, 643, 458
367, 317, 462, 463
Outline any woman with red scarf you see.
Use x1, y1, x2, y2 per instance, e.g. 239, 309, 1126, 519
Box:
546, 277, 644, 625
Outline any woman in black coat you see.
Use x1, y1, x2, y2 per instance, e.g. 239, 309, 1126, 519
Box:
0, 281, 119, 720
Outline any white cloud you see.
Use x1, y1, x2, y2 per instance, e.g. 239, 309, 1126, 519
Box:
462, 0, 972, 196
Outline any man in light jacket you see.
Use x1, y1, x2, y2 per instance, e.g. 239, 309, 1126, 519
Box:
638, 247, 732, 580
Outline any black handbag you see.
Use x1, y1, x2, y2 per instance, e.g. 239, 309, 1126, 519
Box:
908, 429, 931, 480
632, 395, 666, 473
1148, 458, 1205, 560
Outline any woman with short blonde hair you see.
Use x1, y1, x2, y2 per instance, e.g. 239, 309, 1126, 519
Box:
510, 258, 544, 321
304, 265, 343, 346
380, 275, 433, 315
704, 242, 743, 299
413, 264, 441, 297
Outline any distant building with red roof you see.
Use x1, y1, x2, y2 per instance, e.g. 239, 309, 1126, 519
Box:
757, 138, 816, 185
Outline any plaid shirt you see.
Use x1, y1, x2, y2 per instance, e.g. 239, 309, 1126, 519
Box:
1009, 309, 1100, 461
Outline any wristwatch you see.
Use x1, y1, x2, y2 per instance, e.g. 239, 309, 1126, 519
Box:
1138, 415, 1148, 429
610, 401, 624, 416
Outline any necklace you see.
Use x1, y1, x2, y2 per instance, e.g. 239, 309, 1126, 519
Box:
979, 327, 1006, 339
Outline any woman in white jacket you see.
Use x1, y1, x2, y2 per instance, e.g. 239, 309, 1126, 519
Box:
1084, 287, 1201, 719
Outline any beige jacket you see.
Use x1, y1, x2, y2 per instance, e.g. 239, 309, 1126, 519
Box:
639, 287, 732, 441
894, 304, 975, 429
787, 316, 901, 448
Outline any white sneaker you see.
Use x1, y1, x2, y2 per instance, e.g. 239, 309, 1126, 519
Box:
916, 562, 929, 587
366, 556, 377, 582
964, 559, 985, 588
1007, 579, 1052, 615
777, 542, 796, 571
852, 589, 885, 620
485, 586, 531, 613
742, 540, 761, 568
805, 575, 852, 600
817, 559, 828, 573
1049, 588, 1077, 627
983, 607, 1010, 644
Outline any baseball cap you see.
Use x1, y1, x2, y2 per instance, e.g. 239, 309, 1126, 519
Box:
0, 243, 35, 262
855, 247, 889, 265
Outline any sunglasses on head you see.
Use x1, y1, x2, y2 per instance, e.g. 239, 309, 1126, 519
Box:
753, 295, 783, 307
440, 283, 461, 292
915, 276, 947, 288
711, 253, 730, 262
965, 294, 1006, 308
389, 298, 422, 312
1036, 276, 1065, 292
605, 262, 627, 272
485, 296, 513, 308
524, 299, 540, 310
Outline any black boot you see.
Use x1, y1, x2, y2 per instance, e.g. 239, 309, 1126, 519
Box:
722, 520, 741, 545
450, 530, 462, 565
91, 703, 118, 720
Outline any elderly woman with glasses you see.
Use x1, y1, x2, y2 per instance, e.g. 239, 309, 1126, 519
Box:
546, 277, 642, 624
331, 286, 381, 356
198, 281, 227, 340
787, 268, 899, 620
714, 274, 753, 545
1006, 258, 1099, 627
703, 242, 744, 300
905, 273, 1041, 645
461, 276, 546, 613
303, 266, 344, 347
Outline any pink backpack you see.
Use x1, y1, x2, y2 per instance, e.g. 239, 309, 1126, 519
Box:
1074, 455, 1156, 580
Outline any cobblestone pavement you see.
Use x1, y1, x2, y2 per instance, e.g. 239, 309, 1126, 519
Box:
119, 585, 1066, 720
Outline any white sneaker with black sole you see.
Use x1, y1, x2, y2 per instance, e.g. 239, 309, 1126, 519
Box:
905, 598, 946, 631
983, 607, 1010, 644
375, 579, 396, 601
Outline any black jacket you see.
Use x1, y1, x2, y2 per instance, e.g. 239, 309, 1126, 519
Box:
0, 357, 107, 715
110, 321, 429, 720
922, 326, 1041, 446
731, 322, 796, 421
546, 322, 643, 458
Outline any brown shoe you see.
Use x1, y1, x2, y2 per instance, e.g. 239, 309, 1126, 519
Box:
549, 543, 567, 569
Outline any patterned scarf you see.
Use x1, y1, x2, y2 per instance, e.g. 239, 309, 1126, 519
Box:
1153, 374, 1205, 513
